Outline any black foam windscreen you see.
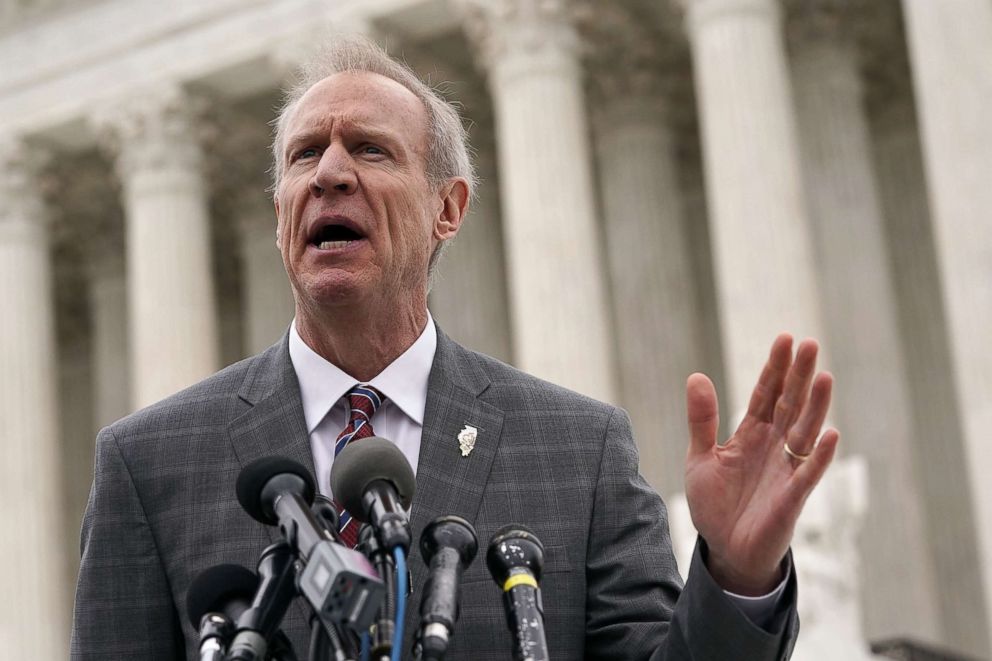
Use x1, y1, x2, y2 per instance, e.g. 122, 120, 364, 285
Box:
487, 524, 545, 583
492, 523, 538, 540
185, 563, 258, 627
329, 436, 415, 520
236, 456, 315, 524
421, 515, 479, 565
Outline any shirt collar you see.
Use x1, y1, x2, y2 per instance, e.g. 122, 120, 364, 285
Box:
289, 313, 437, 433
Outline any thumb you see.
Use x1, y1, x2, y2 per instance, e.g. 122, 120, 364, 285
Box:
686, 373, 719, 458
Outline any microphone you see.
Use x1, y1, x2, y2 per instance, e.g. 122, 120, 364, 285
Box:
236, 456, 384, 633
185, 564, 257, 661
486, 525, 550, 661
226, 541, 298, 661
330, 436, 415, 551
415, 516, 479, 661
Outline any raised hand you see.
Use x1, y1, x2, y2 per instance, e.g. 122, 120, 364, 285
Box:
683, 334, 839, 595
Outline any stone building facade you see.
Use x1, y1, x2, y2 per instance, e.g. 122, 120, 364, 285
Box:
1, 0, 990, 658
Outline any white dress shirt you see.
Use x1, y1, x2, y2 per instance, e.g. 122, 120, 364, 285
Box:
287, 313, 784, 623
289, 314, 437, 497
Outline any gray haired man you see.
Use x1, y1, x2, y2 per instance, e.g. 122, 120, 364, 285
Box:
72, 38, 837, 660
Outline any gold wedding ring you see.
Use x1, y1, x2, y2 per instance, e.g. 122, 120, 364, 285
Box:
783, 441, 812, 463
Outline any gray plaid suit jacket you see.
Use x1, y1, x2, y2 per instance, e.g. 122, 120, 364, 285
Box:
71, 325, 798, 660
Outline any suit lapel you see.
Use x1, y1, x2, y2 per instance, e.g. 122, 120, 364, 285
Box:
228, 335, 315, 481
226, 336, 317, 626
405, 327, 505, 636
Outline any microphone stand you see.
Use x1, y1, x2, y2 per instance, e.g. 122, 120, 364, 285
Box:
308, 610, 355, 661
359, 525, 396, 661
307, 494, 358, 661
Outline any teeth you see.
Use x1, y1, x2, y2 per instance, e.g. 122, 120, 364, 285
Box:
318, 240, 355, 249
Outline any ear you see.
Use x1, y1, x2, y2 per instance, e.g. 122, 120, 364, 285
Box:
433, 177, 470, 242
274, 196, 283, 250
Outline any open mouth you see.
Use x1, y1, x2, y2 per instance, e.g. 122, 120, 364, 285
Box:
311, 222, 365, 250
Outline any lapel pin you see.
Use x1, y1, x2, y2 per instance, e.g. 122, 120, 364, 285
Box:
457, 425, 478, 457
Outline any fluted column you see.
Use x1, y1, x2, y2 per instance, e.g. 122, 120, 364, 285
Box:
461, 0, 618, 402
203, 104, 285, 362
238, 198, 295, 355
871, 95, 991, 658
677, 110, 731, 443
0, 139, 67, 659
680, 0, 825, 410
429, 123, 513, 362
588, 31, 702, 495
57, 325, 94, 612
788, 5, 941, 643
900, 0, 992, 644
86, 234, 130, 428
99, 88, 219, 408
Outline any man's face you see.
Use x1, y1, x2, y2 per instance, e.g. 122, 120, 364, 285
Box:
274, 71, 461, 315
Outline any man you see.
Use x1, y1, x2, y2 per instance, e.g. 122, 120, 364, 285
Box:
72, 38, 838, 659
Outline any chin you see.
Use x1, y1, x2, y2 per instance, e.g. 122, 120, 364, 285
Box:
298, 272, 375, 310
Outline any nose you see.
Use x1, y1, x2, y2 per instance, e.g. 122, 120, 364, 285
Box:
309, 145, 357, 197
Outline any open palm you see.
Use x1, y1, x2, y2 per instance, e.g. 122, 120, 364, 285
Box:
684, 334, 839, 595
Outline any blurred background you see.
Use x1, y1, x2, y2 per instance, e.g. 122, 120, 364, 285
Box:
1, 0, 990, 658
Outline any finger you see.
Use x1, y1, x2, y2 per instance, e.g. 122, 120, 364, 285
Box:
790, 428, 840, 499
686, 373, 719, 458
772, 339, 820, 435
784, 371, 833, 455
745, 333, 793, 422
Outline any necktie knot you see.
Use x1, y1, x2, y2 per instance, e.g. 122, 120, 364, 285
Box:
346, 384, 384, 427
335, 384, 385, 457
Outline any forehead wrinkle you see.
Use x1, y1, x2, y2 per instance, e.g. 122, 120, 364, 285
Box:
283, 118, 418, 167
284, 72, 431, 163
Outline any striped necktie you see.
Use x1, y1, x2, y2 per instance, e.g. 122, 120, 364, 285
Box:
334, 384, 385, 547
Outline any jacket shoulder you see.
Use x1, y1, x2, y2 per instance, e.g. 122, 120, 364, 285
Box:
454, 343, 618, 420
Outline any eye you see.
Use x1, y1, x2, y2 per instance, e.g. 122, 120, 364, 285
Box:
359, 144, 386, 156
289, 146, 321, 164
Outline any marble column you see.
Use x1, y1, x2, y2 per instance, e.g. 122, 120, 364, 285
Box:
788, 9, 941, 644
202, 103, 282, 363
0, 139, 67, 659
58, 325, 94, 614
238, 198, 295, 355
86, 236, 130, 428
590, 61, 702, 496
99, 88, 220, 408
900, 1, 992, 644
894, 0, 992, 643
871, 95, 991, 659
676, 108, 731, 444
429, 120, 513, 364
461, 0, 618, 402
681, 0, 826, 411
